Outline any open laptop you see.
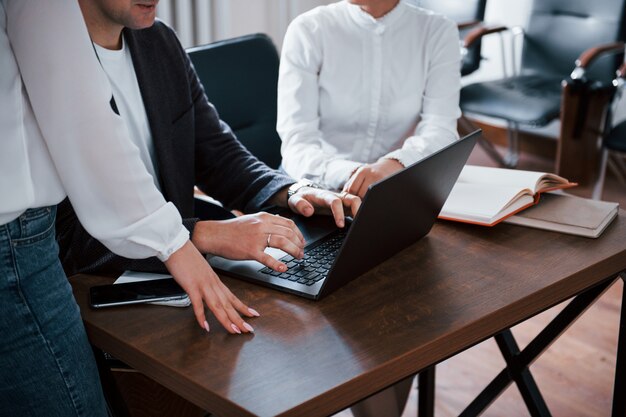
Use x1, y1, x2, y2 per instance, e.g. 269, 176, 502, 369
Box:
209, 130, 479, 299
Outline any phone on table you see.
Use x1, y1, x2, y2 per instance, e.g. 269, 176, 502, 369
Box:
89, 278, 187, 308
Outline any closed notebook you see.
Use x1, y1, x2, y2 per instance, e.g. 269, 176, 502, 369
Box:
503, 193, 619, 238
439, 165, 577, 226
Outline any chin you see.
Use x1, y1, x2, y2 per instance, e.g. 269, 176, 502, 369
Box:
128, 15, 156, 29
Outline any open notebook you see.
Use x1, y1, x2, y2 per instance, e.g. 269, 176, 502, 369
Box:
438, 166, 577, 226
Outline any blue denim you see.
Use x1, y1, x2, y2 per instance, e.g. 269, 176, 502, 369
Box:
0, 207, 107, 417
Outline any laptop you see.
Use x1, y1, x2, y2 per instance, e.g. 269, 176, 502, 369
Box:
208, 130, 479, 299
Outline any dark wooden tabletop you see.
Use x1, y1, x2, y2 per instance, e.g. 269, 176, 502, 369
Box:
70, 213, 626, 417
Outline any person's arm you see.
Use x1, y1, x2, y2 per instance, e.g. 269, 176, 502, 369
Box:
7, 0, 255, 334
182, 40, 294, 213
277, 16, 362, 190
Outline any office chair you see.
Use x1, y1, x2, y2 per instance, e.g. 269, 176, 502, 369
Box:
414, 0, 488, 76
187, 34, 283, 169
412, 0, 509, 164
592, 62, 626, 199
460, 0, 626, 167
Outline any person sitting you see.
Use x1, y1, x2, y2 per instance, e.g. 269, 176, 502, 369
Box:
277, 0, 461, 198
56, 0, 361, 290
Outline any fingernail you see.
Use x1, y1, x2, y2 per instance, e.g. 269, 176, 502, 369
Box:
242, 322, 255, 332
280, 263, 287, 271
248, 307, 260, 317
230, 323, 242, 334
203, 320, 210, 333
339, 220, 345, 227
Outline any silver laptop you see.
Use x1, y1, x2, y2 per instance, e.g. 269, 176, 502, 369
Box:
209, 130, 479, 299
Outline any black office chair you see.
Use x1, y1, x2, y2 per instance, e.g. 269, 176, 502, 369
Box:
593, 62, 626, 199
187, 34, 283, 169
414, 0, 488, 76
460, 0, 626, 167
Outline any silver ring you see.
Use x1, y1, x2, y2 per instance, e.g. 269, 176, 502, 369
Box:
266, 233, 272, 248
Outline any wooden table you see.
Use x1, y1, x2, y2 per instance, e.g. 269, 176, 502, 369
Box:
70, 214, 626, 417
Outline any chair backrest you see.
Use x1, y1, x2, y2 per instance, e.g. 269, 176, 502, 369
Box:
413, 0, 488, 76
187, 34, 283, 169
523, 0, 626, 82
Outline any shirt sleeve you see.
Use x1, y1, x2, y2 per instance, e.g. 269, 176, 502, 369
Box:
6, 0, 188, 261
383, 18, 461, 168
277, 16, 361, 190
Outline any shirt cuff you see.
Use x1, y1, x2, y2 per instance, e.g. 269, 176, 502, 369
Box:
383, 149, 421, 169
323, 159, 364, 190
156, 225, 189, 262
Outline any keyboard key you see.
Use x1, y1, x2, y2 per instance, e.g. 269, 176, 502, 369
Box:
304, 272, 319, 280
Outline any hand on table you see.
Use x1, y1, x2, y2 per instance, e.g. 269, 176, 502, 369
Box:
164, 241, 259, 335
343, 158, 404, 198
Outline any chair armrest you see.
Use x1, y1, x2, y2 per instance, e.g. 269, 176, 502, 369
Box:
457, 20, 481, 31
463, 24, 509, 48
570, 42, 625, 80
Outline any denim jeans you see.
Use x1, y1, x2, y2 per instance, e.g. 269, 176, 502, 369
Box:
0, 207, 107, 417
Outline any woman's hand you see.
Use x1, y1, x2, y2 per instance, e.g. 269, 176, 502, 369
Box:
164, 241, 259, 334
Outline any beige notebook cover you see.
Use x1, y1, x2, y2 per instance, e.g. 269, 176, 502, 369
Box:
504, 193, 619, 238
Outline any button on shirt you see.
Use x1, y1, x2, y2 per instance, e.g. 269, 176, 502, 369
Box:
277, 0, 462, 190
0, 0, 188, 261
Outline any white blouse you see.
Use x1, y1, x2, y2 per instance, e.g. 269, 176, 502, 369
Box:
0, 0, 188, 261
277, 0, 461, 190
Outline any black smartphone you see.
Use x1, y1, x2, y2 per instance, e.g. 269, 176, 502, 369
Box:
89, 278, 187, 308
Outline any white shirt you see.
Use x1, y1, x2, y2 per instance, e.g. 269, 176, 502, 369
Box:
0, 0, 188, 261
94, 40, 161, 191
277, 0, 461, 190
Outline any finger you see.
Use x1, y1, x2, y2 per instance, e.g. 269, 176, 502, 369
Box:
223, 285, 259, 318
343, 194, 362, 217
356, 176, 371, 199
216, 290, 254, 334
272, 224, 305, 251
346, 170, 366, 197
323, 192, 345, 228
226, 305, 254, 334
267, 232, 304, 259
188, 290, 209, 332
271, 214, 305, 244
288, 193, 315, 217
266, 209, 304, 245
343, 175, 355, 193
203, 285, 245, 334
257, 252, 288, 272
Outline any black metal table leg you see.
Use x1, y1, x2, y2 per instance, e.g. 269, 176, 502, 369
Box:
418, 366, 436, 417
612, 274, 626, 417
459, 277, 615, 417
495, 330, 551, 417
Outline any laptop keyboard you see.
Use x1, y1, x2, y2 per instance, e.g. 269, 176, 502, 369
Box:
258, 230, 347, 286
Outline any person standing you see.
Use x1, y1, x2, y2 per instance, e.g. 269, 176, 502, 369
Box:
0, 1, 256, 415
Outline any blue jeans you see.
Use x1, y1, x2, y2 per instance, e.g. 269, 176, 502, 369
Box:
0, 207, 107, 417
